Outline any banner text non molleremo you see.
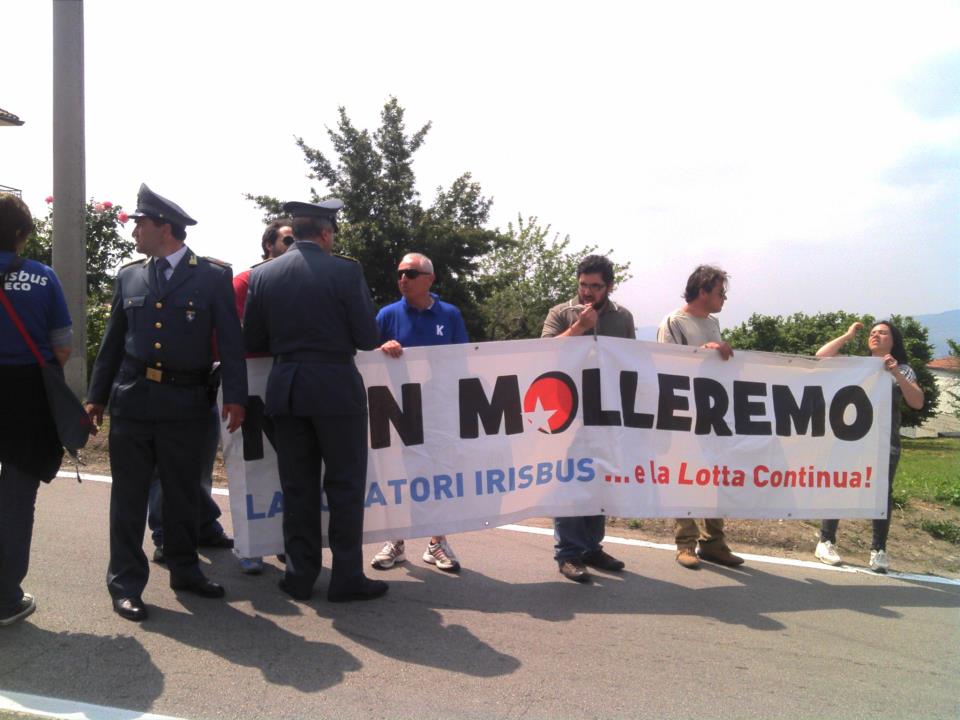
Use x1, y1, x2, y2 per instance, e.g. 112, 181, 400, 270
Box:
224, 337, 891, 557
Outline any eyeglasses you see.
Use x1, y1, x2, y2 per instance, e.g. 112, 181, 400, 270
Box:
578, 281, 607, 292
398, 268, 427, 279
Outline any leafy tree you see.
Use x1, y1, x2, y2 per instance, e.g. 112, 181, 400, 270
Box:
247, 97, 507, 339
724, 312, 939, 427
475, 215, 632, 340
945, 339, 960, 420
22, 198, 134, 374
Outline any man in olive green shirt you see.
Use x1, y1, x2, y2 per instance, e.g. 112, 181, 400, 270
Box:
541, 254, 635, 583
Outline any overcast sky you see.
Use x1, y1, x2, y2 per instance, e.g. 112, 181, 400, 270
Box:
2, 0, 958, 329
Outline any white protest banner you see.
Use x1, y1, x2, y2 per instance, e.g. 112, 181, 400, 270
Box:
225, 338, 891, 558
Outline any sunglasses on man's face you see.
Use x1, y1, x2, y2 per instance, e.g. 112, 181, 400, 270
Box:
398, 268, 427, 280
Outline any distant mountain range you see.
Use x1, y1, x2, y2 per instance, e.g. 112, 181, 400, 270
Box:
914, 309, 959, 358
635, 309, 958, 357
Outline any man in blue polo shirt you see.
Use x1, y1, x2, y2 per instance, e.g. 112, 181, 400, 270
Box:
370, 252, 468, 573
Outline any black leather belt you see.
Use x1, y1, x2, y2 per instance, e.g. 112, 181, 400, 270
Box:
275, 351, 352, 364
123, 354, 210, 385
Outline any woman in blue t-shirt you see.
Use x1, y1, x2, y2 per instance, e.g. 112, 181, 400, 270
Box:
813, 320, 924, 573
0, 193, 73, 627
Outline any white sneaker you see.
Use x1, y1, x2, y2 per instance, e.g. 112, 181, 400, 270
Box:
869, 549, 889, 573
815, 540, 842, 566
423, 538, 460, 572
371, 540, 406, 570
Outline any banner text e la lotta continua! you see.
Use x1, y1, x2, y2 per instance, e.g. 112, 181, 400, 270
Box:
224, 337, 891, 557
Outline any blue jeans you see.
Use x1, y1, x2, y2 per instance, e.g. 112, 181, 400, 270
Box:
147, 406, 224, 547
554, 515, 606, 562
0, 463, 41, 615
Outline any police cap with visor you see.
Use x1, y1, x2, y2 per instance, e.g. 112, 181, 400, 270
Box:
129, 183, 197, 227
282, 199, 343, 233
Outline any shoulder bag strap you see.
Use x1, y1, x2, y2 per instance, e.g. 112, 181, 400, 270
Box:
0, 256, 47, 367
1, 257, 88, 480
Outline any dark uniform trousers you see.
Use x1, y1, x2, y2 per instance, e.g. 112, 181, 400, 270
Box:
147, 405, 224, 548
243, 241, 380, 596
273, 412, 367, 597
107, 414, 210, 598
89, 248, 247, 600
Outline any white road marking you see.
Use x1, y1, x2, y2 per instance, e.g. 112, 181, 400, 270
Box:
0, 690, 187, 720
58, 471, 960, 586
498, 523, 960, 586
4, 468, 957, 719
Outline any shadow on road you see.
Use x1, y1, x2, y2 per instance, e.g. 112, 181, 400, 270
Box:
0, 624, 162, 710
141, 593, 361, 693
6, 557, 957, 703
317, 559, 960, 657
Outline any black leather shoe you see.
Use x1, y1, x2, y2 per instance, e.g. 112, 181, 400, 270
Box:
278, 577, 312, 601
170, 576, 225, 598
582, 549, 625, 572
198, 533, 234, 549
152, 546, 165, 564
113, 596, 148, 622
327, 577, 389, 603
558, 559, 590, 583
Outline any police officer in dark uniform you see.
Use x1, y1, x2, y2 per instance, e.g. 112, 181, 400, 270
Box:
85, 184, 247, 622
243, 199, 387, 603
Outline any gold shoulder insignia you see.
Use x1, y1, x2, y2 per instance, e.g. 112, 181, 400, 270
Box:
204, 256, 232, 268
119, 258, 148, 270
250, 258, 271, 269
334, 253, 358, 263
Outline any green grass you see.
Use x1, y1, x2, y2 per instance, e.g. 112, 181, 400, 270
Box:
920, 519, 960, 545
890, 488, 909, 510
895, 438, 960, 506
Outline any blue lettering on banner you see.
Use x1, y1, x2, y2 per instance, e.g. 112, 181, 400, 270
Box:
537, 462, 553, 485
366, 482, 387, 507
364, 458, 595, 508
388, 478, 407, 504
410, 477, 431, 502
246, 491, 284, 520
268, 491, 284, 517
246, 494, 266, 520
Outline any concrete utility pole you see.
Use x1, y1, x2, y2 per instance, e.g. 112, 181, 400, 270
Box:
52, 0, 87, 395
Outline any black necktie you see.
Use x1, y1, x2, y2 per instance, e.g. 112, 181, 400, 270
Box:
155, 257, 170, 293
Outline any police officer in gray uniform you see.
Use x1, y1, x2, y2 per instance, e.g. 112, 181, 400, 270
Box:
243, 199, 387, 603
86, 184, 247, 622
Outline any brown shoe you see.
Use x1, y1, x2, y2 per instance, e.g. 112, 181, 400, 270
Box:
698, 546, 744, 567
582, 549, 625, 572
676, 548, 700, 569
558, 559, 590, 583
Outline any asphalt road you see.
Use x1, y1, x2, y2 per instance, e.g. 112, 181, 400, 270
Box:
1, 478, 958, 720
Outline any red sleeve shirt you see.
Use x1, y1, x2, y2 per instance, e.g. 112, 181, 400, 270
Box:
233, 268, 251, 321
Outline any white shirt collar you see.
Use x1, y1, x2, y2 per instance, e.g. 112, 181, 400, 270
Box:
157, 245, 189, 277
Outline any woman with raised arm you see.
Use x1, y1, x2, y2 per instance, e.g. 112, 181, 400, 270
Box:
813, 320, 924, 572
